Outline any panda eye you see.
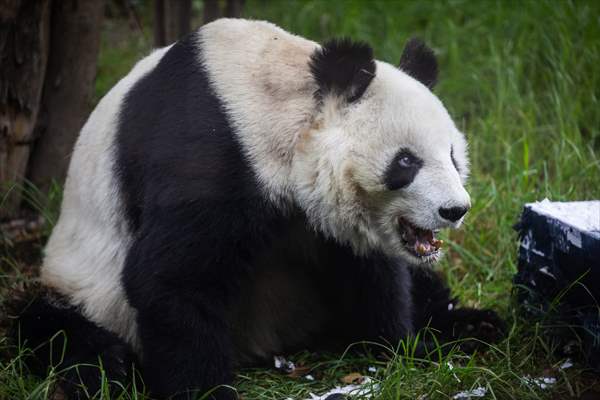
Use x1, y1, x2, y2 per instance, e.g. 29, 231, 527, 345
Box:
398, 155, 414, 168
384, 149, 424, 191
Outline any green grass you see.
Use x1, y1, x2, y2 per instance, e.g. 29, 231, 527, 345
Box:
2, 0, 600, 398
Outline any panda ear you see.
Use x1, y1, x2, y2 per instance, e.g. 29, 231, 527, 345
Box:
309, 38, 376, 104
398, 38, 438, 89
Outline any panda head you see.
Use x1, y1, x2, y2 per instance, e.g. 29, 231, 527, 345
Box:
291, 38, 470, 264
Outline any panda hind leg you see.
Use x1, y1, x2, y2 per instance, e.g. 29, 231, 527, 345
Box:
410, 267, 506, 354
8, 287, 138, 399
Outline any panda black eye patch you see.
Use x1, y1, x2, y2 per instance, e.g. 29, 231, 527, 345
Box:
384, 149, 424, 190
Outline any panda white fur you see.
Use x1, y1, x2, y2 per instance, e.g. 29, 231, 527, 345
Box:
14, 19, 503, 400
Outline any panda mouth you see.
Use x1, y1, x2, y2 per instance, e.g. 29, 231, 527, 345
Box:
397, 218, 443, 258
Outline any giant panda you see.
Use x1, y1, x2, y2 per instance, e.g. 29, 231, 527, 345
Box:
12, 18, 504, 400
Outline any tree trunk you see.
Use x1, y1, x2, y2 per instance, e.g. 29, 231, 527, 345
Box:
27, 0, 104, 196
203, 0, 220, 24
153, 0, 191, 47
153, 0, 165, 47
225, 0, 244, 18
0, 0, 51, 219
203, 0, 244, 24
165, 0, 191, 43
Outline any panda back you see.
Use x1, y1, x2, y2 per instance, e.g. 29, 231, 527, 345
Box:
39, 45, 172, 348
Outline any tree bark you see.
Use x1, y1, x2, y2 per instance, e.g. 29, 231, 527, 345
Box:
153, 0, 165, 47
225, 0, 244, 18
203, 0, 220, 24
153, 0, 191, 47
165, 0, 191, 43
0, 0, 51, 219
203, 0, 244, 24
27, 0, 104, 196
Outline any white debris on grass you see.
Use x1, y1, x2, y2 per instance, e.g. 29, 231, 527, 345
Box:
452, 386, 487, 399
274, 355, 296, 373
368, 366, 377, 373
305, 377, 379, 400
523, 375, 557, 390
273, 355, 285, 369
447, 361, 461, 383
305, 374, 315, 381
538, 267, 556, 279
559, 359, 573, 370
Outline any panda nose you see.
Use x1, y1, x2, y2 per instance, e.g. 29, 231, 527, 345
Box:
438, 206, 469, 222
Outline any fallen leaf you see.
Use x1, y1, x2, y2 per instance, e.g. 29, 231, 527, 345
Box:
288, 365, 311, 378
341, 372, 364, 384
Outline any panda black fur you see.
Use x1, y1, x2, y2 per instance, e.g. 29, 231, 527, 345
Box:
12, 19, 504, 400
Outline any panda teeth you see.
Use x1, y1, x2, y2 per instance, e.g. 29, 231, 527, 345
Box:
397, 217, 442, 257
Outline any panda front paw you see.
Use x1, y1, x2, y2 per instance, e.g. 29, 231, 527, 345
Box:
100, 343, 138, 384
445, 308, 506, 352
